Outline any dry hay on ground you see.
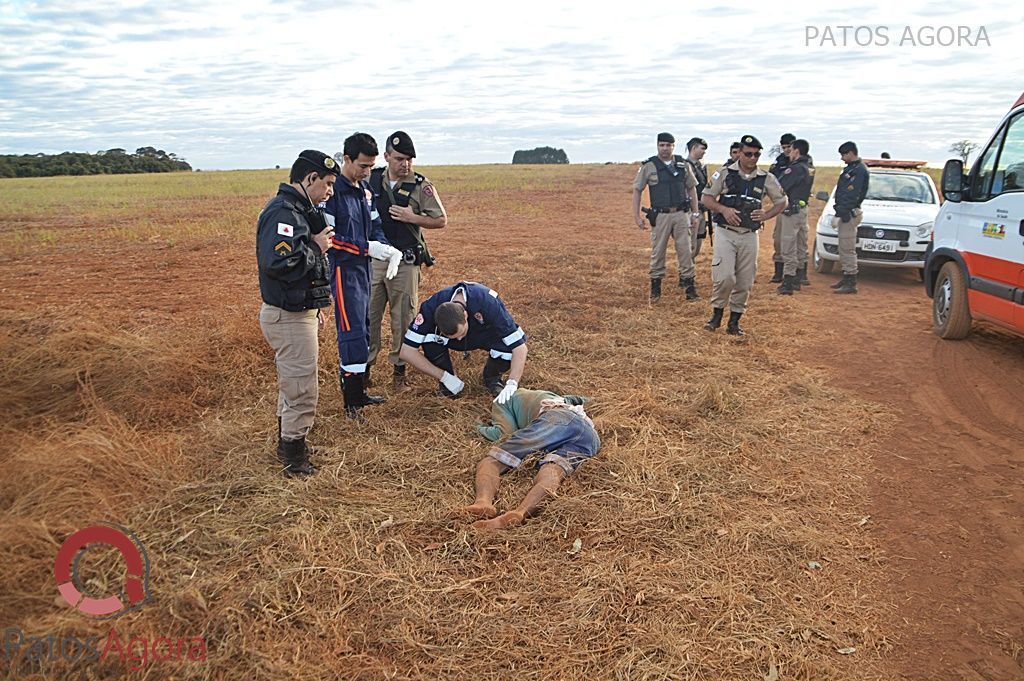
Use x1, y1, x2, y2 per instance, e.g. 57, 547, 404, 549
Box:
1, 165, 894, 679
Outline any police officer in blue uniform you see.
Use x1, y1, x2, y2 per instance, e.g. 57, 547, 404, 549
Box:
775, 139, 815, 295
398, 282, 528, 404
831, 141, 870, 294
256, 150, 339, 477
768, 133, 796, 283
324, 133, 402, 418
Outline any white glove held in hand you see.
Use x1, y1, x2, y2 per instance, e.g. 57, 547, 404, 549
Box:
385, 249, 402, 280
494, 379, 518, 404
440, 371, 465, 395
368, 241, 399, 261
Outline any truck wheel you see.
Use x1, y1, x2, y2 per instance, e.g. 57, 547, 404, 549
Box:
812, 238, 834, 274
933, 261, 972, 339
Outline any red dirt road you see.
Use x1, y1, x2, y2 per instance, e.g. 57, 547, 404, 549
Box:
798, 266, 1024, 679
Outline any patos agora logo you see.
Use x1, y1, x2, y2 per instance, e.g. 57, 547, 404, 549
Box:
53, 523, 150, 619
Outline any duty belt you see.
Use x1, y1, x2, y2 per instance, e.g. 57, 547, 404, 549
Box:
720, 224, 755, 234
656, 205, 689, 214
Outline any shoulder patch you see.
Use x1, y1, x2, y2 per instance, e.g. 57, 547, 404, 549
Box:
274, 240, 292, 255
277, 223, 294, 237
413, 313, 424, 329
711, 171, 721, 181
423, 184, 434, 197
487, 288, 498, 298
474, 312, 484, 324
783, 168, 792, 174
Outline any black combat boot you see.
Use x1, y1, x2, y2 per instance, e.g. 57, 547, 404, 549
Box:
799, 265, 811, 286
278, 417, 316, 457
769, 262, 784, 283
834, 274, 858, 294
341, 373, 385, 419
726, 311, 745, 336
791, 273, 801, 291
482, 357, 511, 397
830, 276, 847, 289
650, 278, 662, 301
392, 364, 406, 388
777, 275, 795, 295
703, 307, 724, 331
278, 437, 316, 477
683, 276, 700, 301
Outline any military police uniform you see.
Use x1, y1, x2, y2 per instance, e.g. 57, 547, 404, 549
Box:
702, 135, 786, 335
633, 135, 700, 299
256, 150, 337, 475
685, 145, 710, 260
832, 152, 870, 293
768, 134, 795, 283
324, 163, 392, 415
775, 153, 815, 294
367, 132, 446, 382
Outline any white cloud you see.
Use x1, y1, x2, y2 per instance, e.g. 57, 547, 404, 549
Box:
0, 0, 1019, 168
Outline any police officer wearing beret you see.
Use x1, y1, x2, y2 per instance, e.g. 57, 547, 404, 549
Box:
775, 139, 815, 295
632, 132, 702, 301
367, 131, 448, 388
256, 150, 339, 477
831, 141, 870, 294
701, 135, 788, 336
723, 142, 742, 168
685, 137, 710, 259
768, 133, 796, 284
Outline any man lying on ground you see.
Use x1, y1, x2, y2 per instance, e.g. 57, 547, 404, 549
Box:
456, 388, 600, 531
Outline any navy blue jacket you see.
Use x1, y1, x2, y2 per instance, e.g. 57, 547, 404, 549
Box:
834, 159, 870, 220
256, 183, 331, 311
403, 282, 526, 356
324, 176, 387, 263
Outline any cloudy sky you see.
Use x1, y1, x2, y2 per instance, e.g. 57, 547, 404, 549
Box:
1, 0, 1019, 169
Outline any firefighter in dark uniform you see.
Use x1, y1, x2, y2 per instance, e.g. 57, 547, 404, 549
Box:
831, 141, 870, 294
775, 139, 815, 294
768, 133, 796, 283
324, 133, 403, 418
367, 131, 448, 388
631, 132, 701, 301
685, 137, 710, 259
256, 150, 339, 477
701, 135, 788, 336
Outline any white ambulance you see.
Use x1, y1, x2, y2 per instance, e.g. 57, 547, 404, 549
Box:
925, 91, 1024, 339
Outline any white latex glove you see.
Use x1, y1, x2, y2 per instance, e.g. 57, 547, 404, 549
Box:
385, 248, 402, 280
440, 371, 465, 395
367, 240, 399, 261
493, 379, 518, 404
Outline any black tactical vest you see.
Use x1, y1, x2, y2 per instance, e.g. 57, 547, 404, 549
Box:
686, 159, 708, 195
713, 168, 768, 230
369, 167, 424, 251
646, 155, 691, 210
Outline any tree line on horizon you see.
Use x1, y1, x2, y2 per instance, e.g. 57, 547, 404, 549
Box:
0, 147, 192, 178
512, 146, 569, 164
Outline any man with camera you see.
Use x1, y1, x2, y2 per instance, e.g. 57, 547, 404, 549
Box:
701, 135, 787, 336
256, 150, 339, 477
367, 131, 448, 388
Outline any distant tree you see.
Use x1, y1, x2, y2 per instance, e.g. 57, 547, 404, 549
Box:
949, 140, 977, 163
512, 146, 569, 164
0, 148, 192, 177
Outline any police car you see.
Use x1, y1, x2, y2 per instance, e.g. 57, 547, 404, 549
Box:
812, 159, 939, 278
924, 91, 1024, 340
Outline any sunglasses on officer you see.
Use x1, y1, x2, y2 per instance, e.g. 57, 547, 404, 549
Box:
742, 150, 761, 158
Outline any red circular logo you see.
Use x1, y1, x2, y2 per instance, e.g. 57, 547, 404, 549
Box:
53, 523, 149, 619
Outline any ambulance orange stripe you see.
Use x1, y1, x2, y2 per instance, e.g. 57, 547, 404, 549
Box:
334, 266, 350, 332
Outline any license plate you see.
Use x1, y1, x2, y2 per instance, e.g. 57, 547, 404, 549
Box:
860, 238, 898, 253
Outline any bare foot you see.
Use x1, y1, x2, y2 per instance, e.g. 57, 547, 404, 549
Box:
451, 501, 498, 520
472, 510, 525, 531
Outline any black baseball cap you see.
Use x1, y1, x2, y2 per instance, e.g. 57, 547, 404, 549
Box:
657, 132, 675, 144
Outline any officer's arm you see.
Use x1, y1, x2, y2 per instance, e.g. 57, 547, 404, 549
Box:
833, 177, 855, 219
508, 343, 528, 384
258, 207, 322, 283
409, 185, 448, 229
855, 167, 870, 205
398, 343, 445, 380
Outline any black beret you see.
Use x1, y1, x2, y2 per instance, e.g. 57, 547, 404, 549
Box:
740, 135, 763, 149
686, 137, 708, 149
779, 133, 796, 145
657, 132, 675, 144
387, 131, 416, 158
296, 149, 341, 175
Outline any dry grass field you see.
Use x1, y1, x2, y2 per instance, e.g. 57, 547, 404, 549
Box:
0, 163, 1021, 680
